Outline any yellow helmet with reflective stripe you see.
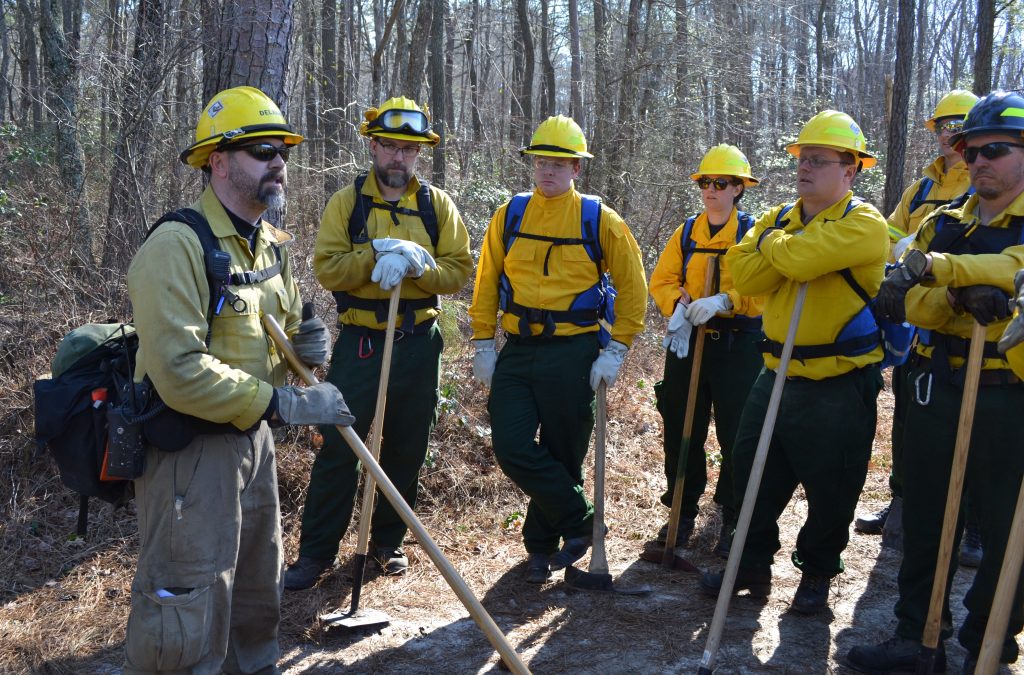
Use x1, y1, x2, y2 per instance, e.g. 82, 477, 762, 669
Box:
690, 144, 759, 186
925, 90, 979, 131
521, 115, 594, 158
786, 110, 876, 169
360, 96, 440, 146
179, 86, 303, 169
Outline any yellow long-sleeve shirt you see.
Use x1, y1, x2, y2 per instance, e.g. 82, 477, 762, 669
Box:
649, 209, 763, 318
726, 192, 889, 379
887, 156, 971, 242
469, 186, 647, 346
314, 169, 472, 329
128, 186, 302, 430
907, 189, 1024, 370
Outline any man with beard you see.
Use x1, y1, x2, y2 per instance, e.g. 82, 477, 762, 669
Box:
284, 97, 472, 589
848, 90, 1024, 675
124, 86, 353, 673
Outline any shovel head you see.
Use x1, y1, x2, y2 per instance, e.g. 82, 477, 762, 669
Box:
320, 607, 392, 629
638, 541, 700, 573
564, 565, 651, 595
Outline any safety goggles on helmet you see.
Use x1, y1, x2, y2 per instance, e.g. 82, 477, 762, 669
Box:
935, 119, 965, 134
368, 108, 430, 135
962, 141, 1024, 164
696, 177, 737, 191
225, 142, 291, 163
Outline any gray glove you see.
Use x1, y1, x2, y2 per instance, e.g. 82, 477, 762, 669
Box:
292, 315, 330, 367
998, 270, 1024, 353
877, 248, 930, 323
276, 382, 355, 426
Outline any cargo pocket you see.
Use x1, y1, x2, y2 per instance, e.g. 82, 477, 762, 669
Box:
126, 562, 216, 672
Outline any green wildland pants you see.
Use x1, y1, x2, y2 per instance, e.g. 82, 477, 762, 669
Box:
298, 324, 442, 559
732, 364, 881, 578
488, 332, 600, 555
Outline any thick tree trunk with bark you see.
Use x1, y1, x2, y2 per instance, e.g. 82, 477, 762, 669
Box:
883, 0, 914, 215
973, 0, 994, 94
430, 0, 445, 185
404, 0, 432, 101
568, 0, 583, 122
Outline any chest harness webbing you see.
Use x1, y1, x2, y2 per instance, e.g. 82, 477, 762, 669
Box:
332, 172, 440, 334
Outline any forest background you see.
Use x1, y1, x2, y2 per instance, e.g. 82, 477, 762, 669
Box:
1, 0, 1024, 671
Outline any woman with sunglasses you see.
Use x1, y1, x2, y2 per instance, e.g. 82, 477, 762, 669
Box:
645, 144, 763, 558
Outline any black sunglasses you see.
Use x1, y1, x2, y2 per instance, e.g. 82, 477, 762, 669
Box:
696, 177, 736, 191
225, 142, 291, 163
963, 141, 1024, 164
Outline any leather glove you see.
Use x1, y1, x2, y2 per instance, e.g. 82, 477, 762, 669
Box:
662, 302, 692, 359
276, 382, 355, 427
877, 248, 930, 323
998, 270, 1024, 353
372, 238, 437, 278
950, 285, 1012, 325
685, 293, 732, 326
370, 253, 411, 290
892, 233, 916, 262
589, 340, 628, 391
472, 339, 497, 386
292, 304, 330, 367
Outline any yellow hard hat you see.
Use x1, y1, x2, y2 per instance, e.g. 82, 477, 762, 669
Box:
786, 110, 876, 169
925, 90, 979, 131
520, 115, 594, 158
179, 86, 304, 169
360, 96, 440, 146
690, 144, 759, 186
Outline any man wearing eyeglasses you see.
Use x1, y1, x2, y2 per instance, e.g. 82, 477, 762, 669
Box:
704, 110, 888, 614
284, 97, 472, 589
468, 115, 647, 584
124, 86, 353, 673
848, 91, 1024, 675
854, 90, 979, 554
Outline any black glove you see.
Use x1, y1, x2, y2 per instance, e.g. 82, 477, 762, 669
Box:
950, 285, 1012, 325
292, 302, 331, 367
876, 249, 930, 323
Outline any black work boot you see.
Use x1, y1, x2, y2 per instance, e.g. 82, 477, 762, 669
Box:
524, 553, 552, 584
714, 520, 734, 558
699, 568, 772, 598
959, 527, 983, 568
881, 496, 905, 551
655, 517, 695, 545
283, 556, 333, 591
375, 546, 409, 575
549, 536, 592, 571
855, 500, 892, 535
790, 573, 830, 614
846, 636, 946, 674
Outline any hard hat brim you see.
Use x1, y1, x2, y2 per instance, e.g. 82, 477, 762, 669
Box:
363, 130, 440, 147
520, 147, 593, 159
786, 142, 877, 169
181, 130, 305, 168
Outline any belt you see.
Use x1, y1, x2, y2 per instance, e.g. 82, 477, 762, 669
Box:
341, 317, 436, 340
504, 330, 596, 345
914, 355, 1020, 386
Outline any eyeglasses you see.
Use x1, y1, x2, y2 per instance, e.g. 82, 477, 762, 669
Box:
796, 156, 854, 169
534, 157, 576, 171
375, 139, 422, 158
369, 109, 430, 134
962, 141, 1024, 164
935, 119, 965, 134
696, 177, 736, 191
226, 142, 290, 163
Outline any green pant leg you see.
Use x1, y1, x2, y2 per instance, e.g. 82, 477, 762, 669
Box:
958, 383, 1024, 662
489, 334, 599, 554
731, 368, 798, 572
655, 330, 713, 519
889, 363, 911, 497
782, 367, 880, 577
896, 364, 965, 641
368, 327, 442, 547
706, 331, 764, 516
298, 329, 392, 560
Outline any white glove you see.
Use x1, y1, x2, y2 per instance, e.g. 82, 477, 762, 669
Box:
472, 339, 497, 387
589, 340, 628, 391
893, 233, 917, 262
370, 253, 410, 290
372, 238, 437, 278
685, 293, 732, 326
662, 302, 692, 359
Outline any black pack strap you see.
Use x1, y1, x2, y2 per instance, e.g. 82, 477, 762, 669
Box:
838, 268, 873, 306
919, 331, 1006, 361
759, 332, 881, 361
707, 315, 762, 332
348, 172, 439, 247
230, 264, 282, 286
506, 301, 599, 339
332, 291, 439, 333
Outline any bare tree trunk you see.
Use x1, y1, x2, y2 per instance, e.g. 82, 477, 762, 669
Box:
510, 0, 534, 147
370, 0, 403, 102
464, 0, 483, 142
324, 0, 345, 196
429, 0, 445, 185
403, 0, 432, 101
0, 0, 14, 122
590, 0, 609, 189
201, 0, 294, 107
39, 0, 91, 275
568, 0, 583, 121
973, 0, 994, 94
538, 0, 555, 119
912, 0, 928, 121
16, 0, 43, 132
883, 0, 914, 215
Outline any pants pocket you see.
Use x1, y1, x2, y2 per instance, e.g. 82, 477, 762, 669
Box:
126, 562, 216, 672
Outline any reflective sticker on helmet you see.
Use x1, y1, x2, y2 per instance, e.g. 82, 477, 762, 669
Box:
223, 128, 244, 139
1002, 107, 1024, 118
208, 101, 224, 118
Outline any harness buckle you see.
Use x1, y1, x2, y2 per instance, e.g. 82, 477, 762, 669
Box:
914, 370, 933, 406
707, 328, 721, 341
